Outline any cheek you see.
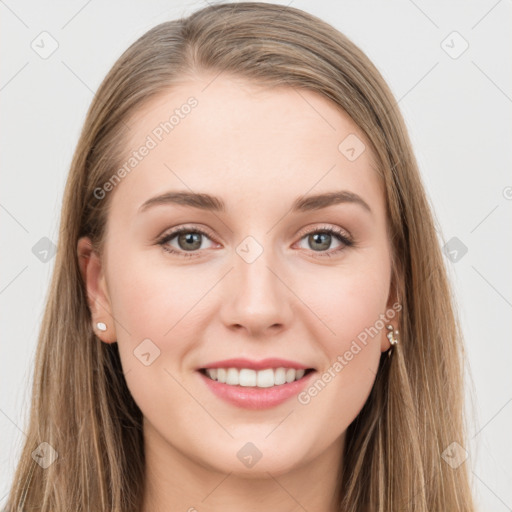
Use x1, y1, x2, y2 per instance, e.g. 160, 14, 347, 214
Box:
106, 248, 220, 377
295, 258, 390, 413
301, 257, 390, 346
107, 247, 202, 337
106, 251, 207, 425
294, 301, 386, 436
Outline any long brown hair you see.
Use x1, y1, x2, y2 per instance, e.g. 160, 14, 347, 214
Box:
6, 2, 476, 510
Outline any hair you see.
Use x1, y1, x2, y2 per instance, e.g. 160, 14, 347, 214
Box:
6, 2, 476, 511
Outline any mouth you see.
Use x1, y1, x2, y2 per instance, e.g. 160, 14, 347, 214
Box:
198, 367, 316, 388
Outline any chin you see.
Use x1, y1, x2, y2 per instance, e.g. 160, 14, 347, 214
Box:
199, 437, 312, 477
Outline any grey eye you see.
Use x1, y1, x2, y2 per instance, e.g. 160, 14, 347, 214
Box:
177, 232, 203, 251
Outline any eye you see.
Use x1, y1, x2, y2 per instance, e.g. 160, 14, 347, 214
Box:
295, 225, 354, 257
157, 226, 218, 258
156, 224, 354, 259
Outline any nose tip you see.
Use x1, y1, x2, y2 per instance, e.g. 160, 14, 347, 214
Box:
220, 244, 293, 337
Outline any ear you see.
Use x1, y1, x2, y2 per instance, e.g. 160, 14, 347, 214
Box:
381, 268, 401, 353
77, 236, 117, 344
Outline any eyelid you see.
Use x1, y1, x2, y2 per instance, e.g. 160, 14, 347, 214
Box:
295, 223, 352, 242
157, 223, 218, 242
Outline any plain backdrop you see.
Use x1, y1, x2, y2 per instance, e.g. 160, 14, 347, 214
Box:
1, 1, 511, 510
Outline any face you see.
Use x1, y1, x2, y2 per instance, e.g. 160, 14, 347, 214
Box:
78, 74, 398, 478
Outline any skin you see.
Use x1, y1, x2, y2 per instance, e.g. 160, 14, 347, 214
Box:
77, 74, 399, 512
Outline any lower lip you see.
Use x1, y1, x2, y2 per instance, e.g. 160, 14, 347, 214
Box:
198, 370, 316, 410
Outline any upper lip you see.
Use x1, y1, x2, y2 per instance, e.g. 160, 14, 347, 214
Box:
199, 358, 314, 371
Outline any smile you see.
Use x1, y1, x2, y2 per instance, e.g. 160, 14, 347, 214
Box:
197, 366, 317, 410
199, 367, 315, 388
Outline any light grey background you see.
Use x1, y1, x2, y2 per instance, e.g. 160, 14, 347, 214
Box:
1, 1, 511, 510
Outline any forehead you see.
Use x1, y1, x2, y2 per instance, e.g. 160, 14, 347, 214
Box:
109, 75, 385, 220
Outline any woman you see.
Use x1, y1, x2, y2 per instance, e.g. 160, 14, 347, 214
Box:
5, 2, 476, 511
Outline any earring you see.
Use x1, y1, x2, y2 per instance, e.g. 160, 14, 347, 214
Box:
96, 322, 107, 332
386, 324, 399, 357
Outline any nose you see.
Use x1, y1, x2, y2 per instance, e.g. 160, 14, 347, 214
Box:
220, 240, 294, 338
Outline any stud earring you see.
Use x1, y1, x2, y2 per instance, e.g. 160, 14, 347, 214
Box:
96, 322, 107, 332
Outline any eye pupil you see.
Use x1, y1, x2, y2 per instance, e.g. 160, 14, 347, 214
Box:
309, 233, 331, 251
178, 232, 202, 251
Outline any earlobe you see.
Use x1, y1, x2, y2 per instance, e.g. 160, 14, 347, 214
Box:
77, 236, 117, 343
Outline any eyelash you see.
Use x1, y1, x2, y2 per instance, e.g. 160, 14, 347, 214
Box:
156, 224, 354, 259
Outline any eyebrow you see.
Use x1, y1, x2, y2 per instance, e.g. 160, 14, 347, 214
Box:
138, 190, 372, 215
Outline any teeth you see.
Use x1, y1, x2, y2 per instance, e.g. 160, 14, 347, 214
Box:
286, 368, 296, 383
240, 368, 256, 387
226, 368, 239, 385
204, 367, 307, 387
217, 368, 226, 383
274, 367, 286, 385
